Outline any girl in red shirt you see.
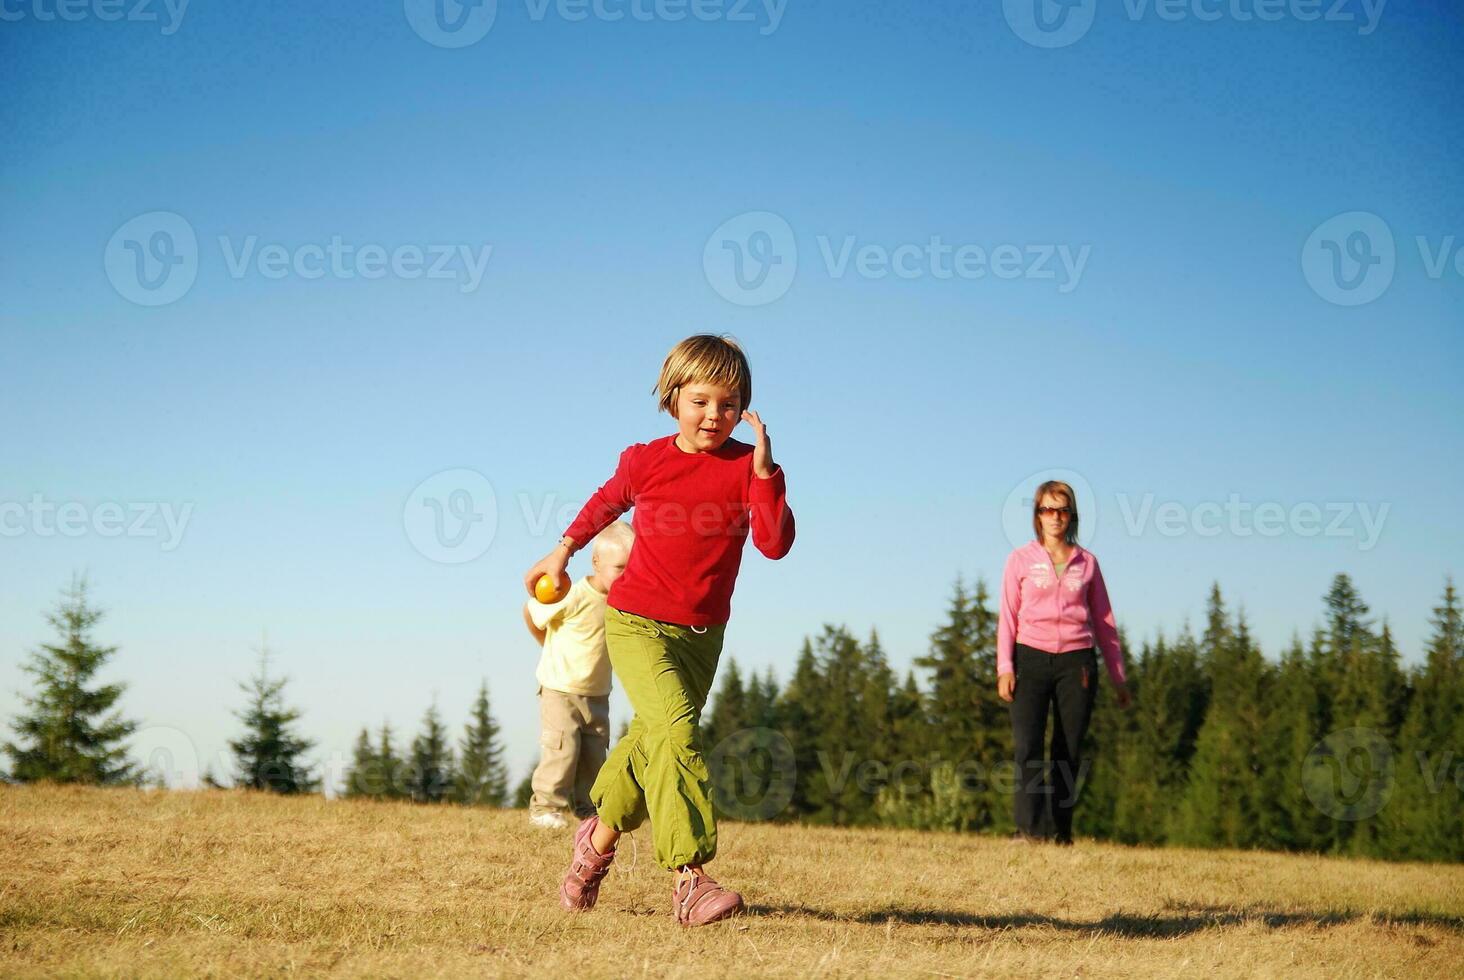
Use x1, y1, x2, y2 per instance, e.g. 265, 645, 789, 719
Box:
522, 335, 794, 926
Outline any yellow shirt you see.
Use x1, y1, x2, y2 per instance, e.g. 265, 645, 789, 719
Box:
528, 577, 612, 697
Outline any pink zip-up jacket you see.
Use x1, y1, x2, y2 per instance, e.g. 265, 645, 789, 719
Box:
997, 540, 1126, 686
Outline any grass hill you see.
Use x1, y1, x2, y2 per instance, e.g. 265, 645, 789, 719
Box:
3, 785, 1461, 977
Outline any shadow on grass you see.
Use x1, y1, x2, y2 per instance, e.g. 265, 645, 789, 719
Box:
747, 902, 1464, 937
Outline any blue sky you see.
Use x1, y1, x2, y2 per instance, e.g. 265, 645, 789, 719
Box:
3, 0, 1461, 790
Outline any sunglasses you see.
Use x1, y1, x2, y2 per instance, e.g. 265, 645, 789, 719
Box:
1037, 506, 1073, 518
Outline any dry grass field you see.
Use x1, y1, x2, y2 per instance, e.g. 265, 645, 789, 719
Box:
3, 784, 1462, 978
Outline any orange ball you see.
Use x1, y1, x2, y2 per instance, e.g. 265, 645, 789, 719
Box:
535, 573, 569, 604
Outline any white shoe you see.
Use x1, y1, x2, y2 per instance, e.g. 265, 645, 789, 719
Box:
530, 812, 569, 830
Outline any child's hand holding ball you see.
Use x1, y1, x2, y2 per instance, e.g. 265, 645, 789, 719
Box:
535, 572, 570, 604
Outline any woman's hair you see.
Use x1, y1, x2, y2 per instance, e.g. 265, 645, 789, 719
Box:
653, 335, 752, 417
1031, 480, 1079, 545
592, 520, 635, 558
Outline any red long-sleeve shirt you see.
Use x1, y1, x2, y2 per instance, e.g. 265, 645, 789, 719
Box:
562, 435, 795, 627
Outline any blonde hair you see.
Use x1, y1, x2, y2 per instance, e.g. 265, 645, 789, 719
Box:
1032, 480, 1080, 546
653, 335, 752, 417
592, 520, 635, 558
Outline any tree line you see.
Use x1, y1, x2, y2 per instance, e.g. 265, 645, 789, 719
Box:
0, 576, 515, 806
340, 684, 511, 806
699, 574, 1462, 862
5, 573, 1460, 862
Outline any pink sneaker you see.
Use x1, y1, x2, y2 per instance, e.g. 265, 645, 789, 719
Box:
673, 870, 744, 927
559, 815, 615, 912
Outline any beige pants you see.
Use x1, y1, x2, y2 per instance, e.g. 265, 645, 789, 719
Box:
531, 687, 611, 819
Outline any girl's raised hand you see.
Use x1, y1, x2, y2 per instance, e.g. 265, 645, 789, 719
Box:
741, 410, 776, 479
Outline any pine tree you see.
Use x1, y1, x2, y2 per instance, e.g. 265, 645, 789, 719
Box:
1171, 588, 1268, 848
1166, 627, 1210, 774
1310, 575, 1406, 854
1114, 629, 1204, 844
1341, 621, 1409, 857
776, 638, 823, 817
889, 670, 927, 764
802, 625, 875, 825
4, 577, 137, 785
1315, 573, 1374, 735
345, 727, 385, 798
707, 660, 794, 823
1077, 625, 1140, 840
1105, 639, 1165, 844
377, 722, 408, 800
703, 658, 748, 752
1376, 623, 1409, 738
512, 767, 534, 808
1257, 637, 1328, 851
860, 630, 899, 783
407, 702, 456, 804
455, 681, 509, 806
227, 642, 317, 794
1378, 580, 1463, 861
745, 668, 781, 730
909, 579, 1007, 831
872, 670, 932, 829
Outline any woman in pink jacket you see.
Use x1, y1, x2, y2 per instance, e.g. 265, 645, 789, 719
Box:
997, 480, 1131, 844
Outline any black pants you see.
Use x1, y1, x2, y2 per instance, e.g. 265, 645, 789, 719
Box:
1010, 643, 1098, 842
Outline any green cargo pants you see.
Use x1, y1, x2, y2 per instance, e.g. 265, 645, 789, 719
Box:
589, 607, 724, 870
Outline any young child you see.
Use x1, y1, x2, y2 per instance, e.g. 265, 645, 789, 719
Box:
522, 521, 634, 830
522, 334, 795, 927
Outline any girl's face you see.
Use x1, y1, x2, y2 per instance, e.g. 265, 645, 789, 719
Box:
1038, 492, 1073, 543
673, 381, 741, 453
